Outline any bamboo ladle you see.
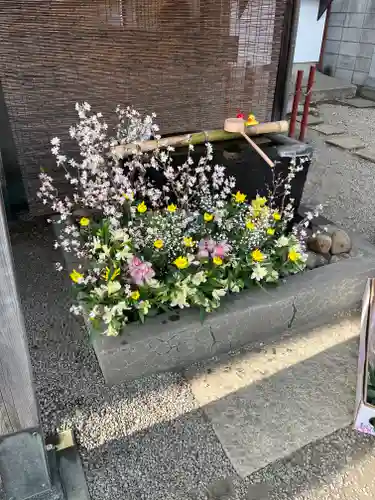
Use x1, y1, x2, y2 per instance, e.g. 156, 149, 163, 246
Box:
223, 117, 275, 168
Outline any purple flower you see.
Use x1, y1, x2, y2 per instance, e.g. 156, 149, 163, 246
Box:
128, 256, 155, 285
197, 238, 216, 258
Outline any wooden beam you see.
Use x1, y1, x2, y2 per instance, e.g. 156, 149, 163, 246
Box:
0, 184, 39, 434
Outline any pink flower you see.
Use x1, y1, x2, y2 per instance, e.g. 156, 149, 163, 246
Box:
197, 238, 216, 258
213, 241, 231, 258
128, 256, 155, 285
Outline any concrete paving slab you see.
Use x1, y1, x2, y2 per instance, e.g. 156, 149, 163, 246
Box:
336, 97, 375, 108
186, 316, 360, 478
311, 124, 346, 136
296, 115, 324, 126
325, 135, 365, 150
354, 148, 375, 163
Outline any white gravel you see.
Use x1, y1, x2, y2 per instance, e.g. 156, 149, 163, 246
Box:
302, 102, 375, 242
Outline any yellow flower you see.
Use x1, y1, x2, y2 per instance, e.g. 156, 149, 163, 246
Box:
154, 239, 164, 249
70, 269, 83, 283
204, 212, 214, 222
137, 201, 147, 213
252, 196, 267, 211
111, 268, 120, 280
173, 256, 189, 269
131, 290, 140, 300
273, 212, 281, 221
245, 114, 259, 126
79, 217, 90, 227
246, 220, 255, 231
183, 236, 194, 248
288, 249, 301, 262
251, 249, 265, 262
267, 228, 275, 236
167, 204, 177, 213
213, 256, 223, 266
122, 193, 131, 201
233, 191, 247, 204
103, 267, 110, 281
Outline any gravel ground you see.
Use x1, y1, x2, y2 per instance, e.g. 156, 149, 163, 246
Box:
9, 218, 375, 500
302, 103, 375, 242
9, 107, 375, 499
10, 220, 234, 500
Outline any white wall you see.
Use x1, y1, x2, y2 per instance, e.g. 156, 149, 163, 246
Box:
294, 0, 326, 63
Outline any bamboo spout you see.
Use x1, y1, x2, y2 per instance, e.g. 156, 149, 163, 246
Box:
223, 117, 275, 168
112, 120, 289, 159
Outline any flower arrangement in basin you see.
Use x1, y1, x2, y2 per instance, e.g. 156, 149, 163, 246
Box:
39, 103, 315, 337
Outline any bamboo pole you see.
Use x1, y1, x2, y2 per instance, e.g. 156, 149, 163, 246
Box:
112, 120, 289, 159
223, 117, 275, 168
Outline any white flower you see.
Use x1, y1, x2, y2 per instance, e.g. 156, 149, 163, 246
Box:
251, 264, 268, 282
276, 236, 289, 248
112, 228, 130, 242
69, 304, 82, 315
55, 262, 63, 272
266, 270, 279, 282
191, 271, 207, 286
51, 137, 60, 146
107, 281, 121, 296
212, 288, 227, 301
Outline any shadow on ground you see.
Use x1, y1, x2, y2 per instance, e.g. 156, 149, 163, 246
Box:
9, 218, 375, 500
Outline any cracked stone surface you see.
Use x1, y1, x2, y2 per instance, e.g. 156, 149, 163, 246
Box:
185, 316, 360, 478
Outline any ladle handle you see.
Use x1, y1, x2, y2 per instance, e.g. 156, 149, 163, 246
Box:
241, 132, 275, 168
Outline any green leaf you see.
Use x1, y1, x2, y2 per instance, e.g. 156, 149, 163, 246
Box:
199, 307, 206, 324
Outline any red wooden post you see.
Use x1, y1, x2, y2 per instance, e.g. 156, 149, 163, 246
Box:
289, 70, 304, 138
299, 65, 316, 142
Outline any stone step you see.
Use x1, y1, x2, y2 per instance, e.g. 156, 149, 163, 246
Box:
287, 70, 356, 110
325, 135, 365, 151
335, 97, 375, 108
185, 314, 360, 479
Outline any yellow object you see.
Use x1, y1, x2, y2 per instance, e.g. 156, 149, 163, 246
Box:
246, 220, 255, 230
233, 191, 247, 203
252, 196, 267, 211
55, 430, 75, 451
245, 114, 259, 126
173, 256, 189, 269
137, 201, 147, 213
79, 217, 90, 226
103, 267, 110, 281
131, 290, 140, 300
288, 249, 301, 262
251, 249, 265, 262
183, 237, 194, 248
204, 212, 214, 222
273, 212, 281, 221
167, 204, 177, 212
70, 269, 83, 283
111, 268, 120, 280
267, 228, 275, 236
154, 239, 164, 249
213, 256, 223, 266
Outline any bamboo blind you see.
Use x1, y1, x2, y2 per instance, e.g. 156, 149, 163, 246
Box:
0, 0, 288, 214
